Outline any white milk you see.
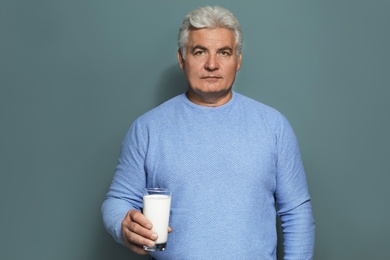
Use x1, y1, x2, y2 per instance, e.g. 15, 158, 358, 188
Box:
143, 194, 171, 243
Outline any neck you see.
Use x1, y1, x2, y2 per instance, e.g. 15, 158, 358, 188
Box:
186, 89, 233, 107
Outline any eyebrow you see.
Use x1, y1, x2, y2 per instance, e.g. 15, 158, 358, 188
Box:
191, 45, 207, 52
218, 46, 233, 52
191, 45, 233, 53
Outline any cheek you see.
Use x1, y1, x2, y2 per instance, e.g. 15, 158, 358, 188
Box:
184, 68, 199, 84
187, 59, 204, 71
186, 65, 201, 77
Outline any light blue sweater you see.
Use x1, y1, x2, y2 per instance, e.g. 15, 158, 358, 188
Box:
102, 91, 315, 259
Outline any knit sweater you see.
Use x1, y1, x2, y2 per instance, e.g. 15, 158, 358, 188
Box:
102, 91, 315, 259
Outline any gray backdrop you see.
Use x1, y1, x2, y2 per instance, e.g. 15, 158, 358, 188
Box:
1, 1, 389, 259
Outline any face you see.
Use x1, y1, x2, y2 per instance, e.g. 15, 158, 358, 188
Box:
178, 27, 242, 106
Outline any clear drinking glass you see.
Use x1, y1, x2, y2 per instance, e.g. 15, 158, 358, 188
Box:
142, 188, 172, 251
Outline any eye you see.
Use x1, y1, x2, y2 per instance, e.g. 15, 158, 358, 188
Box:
220, 50, 231, 56
194, 50, 204, 56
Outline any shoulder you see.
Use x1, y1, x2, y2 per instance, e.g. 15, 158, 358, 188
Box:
134, 93, 184, 125
122, 94, 184, 143
233, 92, 295, 137
234, 92, 285, 120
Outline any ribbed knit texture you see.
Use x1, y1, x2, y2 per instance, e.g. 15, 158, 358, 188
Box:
102, 91, 315, 259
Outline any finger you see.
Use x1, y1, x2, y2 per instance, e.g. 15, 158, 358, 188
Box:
123, 233, 151, 255
127, 220, 158, 241
122, 211, 158, 244
129, 210, 153, 229
123, 227, 156, 251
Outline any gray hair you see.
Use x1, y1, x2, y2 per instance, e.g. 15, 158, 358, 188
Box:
178, 6, 243, 57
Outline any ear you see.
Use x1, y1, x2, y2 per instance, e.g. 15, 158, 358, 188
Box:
177, 50, 184, 69
236, 53, 242, 71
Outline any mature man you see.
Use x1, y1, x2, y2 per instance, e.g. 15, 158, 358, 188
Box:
102, 6, 315, 259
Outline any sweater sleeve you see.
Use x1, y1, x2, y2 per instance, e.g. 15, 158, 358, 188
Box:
279, 200, 315, 259
274, 114, 315, 259
101, 120, 147, 245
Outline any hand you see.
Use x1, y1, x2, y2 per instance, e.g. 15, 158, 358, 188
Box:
121, 209, 157, 255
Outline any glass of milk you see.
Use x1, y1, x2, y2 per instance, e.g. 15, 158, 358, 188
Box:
143, 188, 172, 251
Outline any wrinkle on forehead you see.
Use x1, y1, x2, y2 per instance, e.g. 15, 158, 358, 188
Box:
187, 28, 236, 52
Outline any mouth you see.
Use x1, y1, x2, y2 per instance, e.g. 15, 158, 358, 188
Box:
202, 76, 222, 80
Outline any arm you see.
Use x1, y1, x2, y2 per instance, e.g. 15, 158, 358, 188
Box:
101, 121, 158, 254
278, 200, 315, 260
274, 115, 315, 259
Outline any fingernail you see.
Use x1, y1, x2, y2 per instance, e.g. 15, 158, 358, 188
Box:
151, 233, 158, 240
146, 223, 152, 229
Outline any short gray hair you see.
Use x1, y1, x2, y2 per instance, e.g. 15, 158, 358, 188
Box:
178, 6, 243, 57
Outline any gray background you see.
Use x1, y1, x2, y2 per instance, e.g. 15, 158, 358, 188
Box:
1, 1, 389, 259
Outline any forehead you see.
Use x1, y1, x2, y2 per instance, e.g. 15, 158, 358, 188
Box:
187, 28, 236, 48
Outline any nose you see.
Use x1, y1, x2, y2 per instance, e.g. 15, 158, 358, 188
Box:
204, 54, 219, 71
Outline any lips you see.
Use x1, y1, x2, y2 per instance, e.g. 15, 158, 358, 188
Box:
202, 76, 222, 79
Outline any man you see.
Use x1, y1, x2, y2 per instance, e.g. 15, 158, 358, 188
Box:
102, 6, 315, 259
